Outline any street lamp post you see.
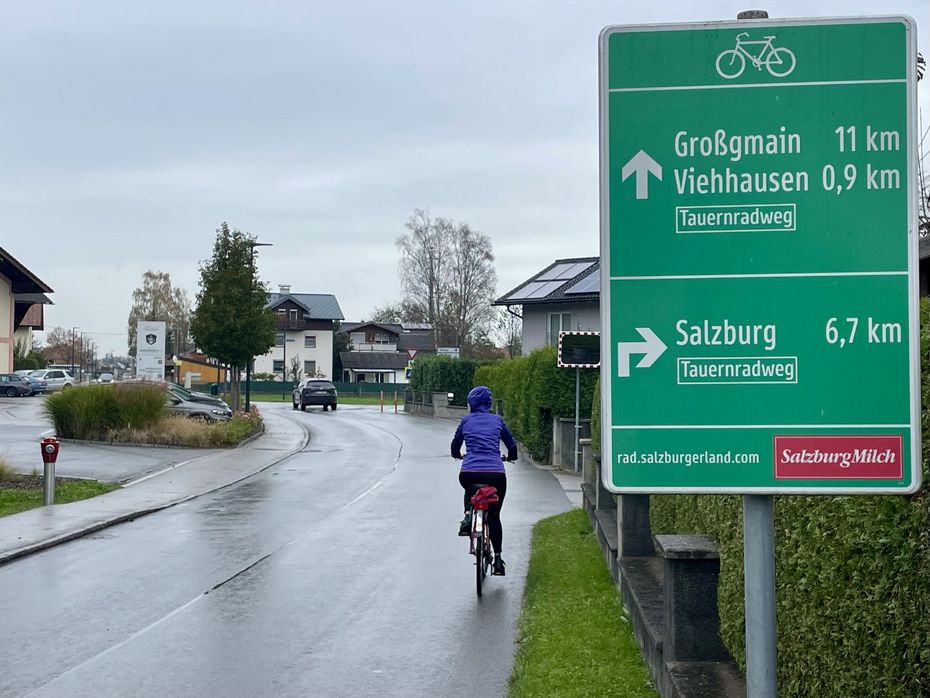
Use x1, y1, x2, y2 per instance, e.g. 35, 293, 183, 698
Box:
70, 327, 79, 376
245, 241, 273, 413
281, 313, 295, 400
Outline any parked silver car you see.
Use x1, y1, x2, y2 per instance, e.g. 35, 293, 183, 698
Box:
166, 394, 232, 421
29, 369, 75, 392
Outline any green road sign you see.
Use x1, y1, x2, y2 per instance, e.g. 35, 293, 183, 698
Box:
598, 16, 919, 494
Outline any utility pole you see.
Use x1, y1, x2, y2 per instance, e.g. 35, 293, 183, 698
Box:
70, 327, 78, 376
245, 240, 273, 412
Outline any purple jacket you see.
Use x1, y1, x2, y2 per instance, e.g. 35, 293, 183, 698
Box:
451, 386, 518, 473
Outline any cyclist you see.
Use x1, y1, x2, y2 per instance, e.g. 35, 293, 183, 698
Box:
451, 385, 518, 576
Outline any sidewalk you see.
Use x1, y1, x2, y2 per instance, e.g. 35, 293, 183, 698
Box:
0, 410, 308, 565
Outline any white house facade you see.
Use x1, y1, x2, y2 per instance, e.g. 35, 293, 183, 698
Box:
339, 321, 435, 384
253, 286, 344, 381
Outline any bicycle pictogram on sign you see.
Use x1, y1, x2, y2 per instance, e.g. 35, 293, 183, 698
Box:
715, 32, 796, 79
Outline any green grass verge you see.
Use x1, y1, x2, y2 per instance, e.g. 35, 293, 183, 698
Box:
510, 508, 656, 698
0, 480, 120, 518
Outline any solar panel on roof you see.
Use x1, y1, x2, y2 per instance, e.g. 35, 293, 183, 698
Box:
536, 263, 574, 281
564, 261, 595, 278
565, 274, 599, 295
506, 281, 546, 300
538, 261, 595, 281
524, 280, 564, 298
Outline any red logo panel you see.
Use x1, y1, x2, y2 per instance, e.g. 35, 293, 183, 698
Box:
773, 435, 903, 479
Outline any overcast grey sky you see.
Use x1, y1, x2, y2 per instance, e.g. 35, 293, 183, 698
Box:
3, 1, 927, 356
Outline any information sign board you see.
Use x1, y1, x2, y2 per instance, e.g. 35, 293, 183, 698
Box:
558, 331, 601, 368
136, 320, 166, 381
599, 16, 919, 493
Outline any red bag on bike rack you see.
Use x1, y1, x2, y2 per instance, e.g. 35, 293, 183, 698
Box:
470, 486, 499, 510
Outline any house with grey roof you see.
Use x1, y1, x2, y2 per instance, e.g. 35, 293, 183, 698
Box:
493, 257, 599, 354
339, 321, 435, 384
254, 285, 344, 381
0, 247, 54, 373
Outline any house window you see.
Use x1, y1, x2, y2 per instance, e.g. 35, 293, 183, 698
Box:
350, 332, 366, 345
304, 360, 316, 375
273, 360, 284, 372
289, 309, 298, 323
374, 332, 391, 344
548, 313, 572, 346
275, 333, 285, 347
304, 335, 316, 349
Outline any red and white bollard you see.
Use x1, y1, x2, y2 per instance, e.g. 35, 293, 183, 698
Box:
40, 437, 60, 506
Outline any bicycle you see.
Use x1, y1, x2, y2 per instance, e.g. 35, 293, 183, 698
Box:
468, 485, 499, 597
456, 454, 513, 597
715, 32, 796, 79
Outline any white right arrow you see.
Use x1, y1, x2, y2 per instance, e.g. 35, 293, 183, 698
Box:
621, 149, 662, 200
617, 327, 667, 378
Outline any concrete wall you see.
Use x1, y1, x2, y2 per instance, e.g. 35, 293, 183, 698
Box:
521, 301, 600, 353
254, 328, 334, 379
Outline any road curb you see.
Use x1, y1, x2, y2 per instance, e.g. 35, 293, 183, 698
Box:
0, 418, 310, 567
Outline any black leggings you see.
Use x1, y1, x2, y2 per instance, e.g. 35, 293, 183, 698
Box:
459, 471, 507, 555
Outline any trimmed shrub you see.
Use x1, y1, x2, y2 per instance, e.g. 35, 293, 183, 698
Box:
411, 354, 481, 407
649, 299, 930, 697
474, 346, 597, 461
590, 378, 601, 455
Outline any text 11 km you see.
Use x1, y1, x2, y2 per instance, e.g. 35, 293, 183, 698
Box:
835, 125, 901, 152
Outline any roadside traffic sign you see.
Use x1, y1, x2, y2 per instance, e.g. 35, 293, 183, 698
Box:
599, 16, 919, 494
558, 331, 601, 368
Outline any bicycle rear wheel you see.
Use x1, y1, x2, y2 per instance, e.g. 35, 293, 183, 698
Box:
475, 533, 484, 597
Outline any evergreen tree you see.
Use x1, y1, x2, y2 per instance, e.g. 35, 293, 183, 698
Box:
190, 223, 276, 410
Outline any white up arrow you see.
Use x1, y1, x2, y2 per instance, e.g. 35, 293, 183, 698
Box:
617, 328, 667, 378
621, 150, 662, 200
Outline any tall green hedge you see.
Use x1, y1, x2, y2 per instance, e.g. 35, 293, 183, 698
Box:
650, 299, 930, 697
473, 346, 598, 461
410, 354, 481, 407
590, 378, 601, 455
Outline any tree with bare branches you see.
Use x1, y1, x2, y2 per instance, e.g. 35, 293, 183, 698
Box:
392, 209, 497, 352
127, 271, 192, 358
396, 209, 450, 331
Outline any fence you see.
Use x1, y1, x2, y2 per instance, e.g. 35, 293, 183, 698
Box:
210, 381, 407, 397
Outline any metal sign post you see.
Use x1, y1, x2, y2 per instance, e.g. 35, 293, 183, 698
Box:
558, 332, 601, 473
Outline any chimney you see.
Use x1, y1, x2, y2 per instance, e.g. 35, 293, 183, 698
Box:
279, 284, 291, 295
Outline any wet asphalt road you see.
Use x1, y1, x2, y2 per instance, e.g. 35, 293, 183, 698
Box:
0, 403, 570, 697
0, 396, 215, 483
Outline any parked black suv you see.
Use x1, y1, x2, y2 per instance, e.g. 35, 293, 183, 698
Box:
292, 379, 338, 411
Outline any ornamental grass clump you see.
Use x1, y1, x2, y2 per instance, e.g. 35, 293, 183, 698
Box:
45, 383, 166, 440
